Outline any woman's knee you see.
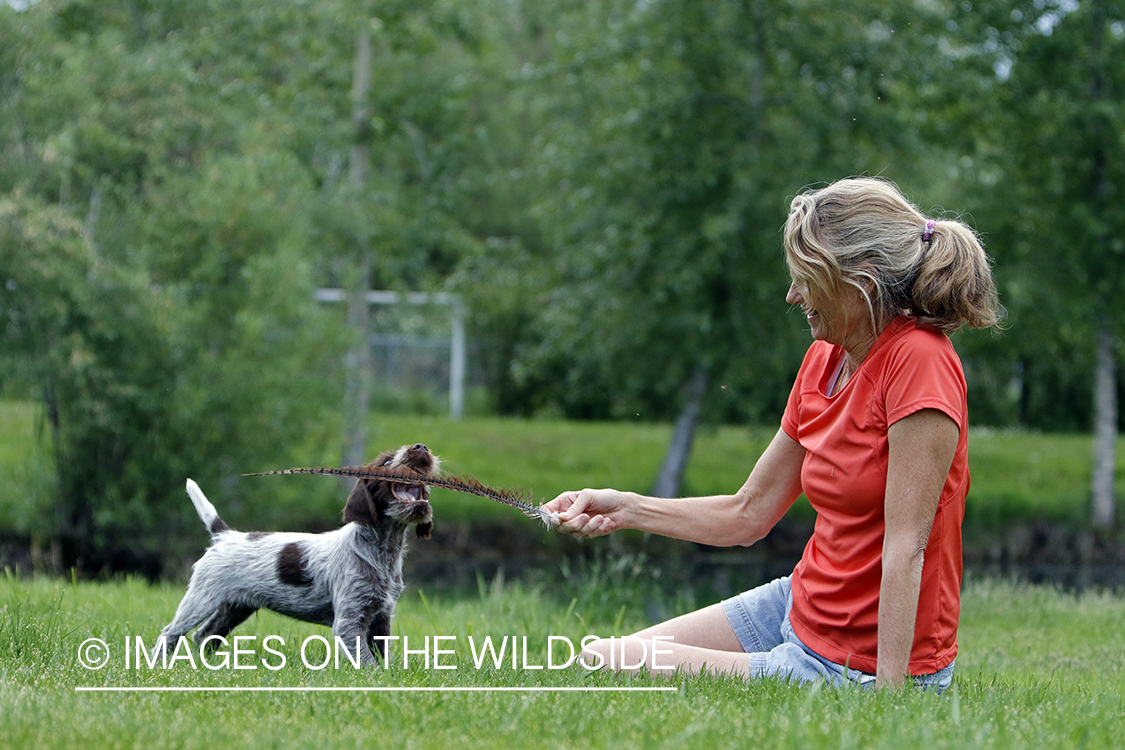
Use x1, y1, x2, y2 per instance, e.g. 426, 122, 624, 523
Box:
578, 635, 673, 672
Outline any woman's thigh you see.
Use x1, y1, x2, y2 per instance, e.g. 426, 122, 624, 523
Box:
719, 576, 792, 653
628, 576, 791, 653
628, 602, 745, 653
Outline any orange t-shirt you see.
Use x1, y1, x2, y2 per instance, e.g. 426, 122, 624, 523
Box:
780, 316, 968, 675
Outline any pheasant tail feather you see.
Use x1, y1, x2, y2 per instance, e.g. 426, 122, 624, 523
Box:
243, 466, 559, 527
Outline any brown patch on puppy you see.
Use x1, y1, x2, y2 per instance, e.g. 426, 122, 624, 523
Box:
277, 542, 313, 587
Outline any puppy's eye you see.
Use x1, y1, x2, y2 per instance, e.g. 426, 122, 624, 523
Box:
383, 460, 393, 466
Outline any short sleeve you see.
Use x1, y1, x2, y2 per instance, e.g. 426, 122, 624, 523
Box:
781, 371, 802, 441
881, 328, 966, 429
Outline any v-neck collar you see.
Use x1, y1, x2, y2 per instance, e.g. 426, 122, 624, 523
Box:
819, 316, 915, 398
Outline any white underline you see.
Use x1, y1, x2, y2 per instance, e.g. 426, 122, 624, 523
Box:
75, 686, 676, 693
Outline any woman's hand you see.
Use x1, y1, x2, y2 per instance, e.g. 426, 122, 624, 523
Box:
542, 488, 634, 539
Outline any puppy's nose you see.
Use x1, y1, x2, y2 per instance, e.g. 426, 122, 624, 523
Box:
412, 443, 429, 454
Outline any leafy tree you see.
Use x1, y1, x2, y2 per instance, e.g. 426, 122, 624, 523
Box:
489, 0, 1005, 492
975, 0, 1125, 528
0, 1, 420, 570
1, 193, 172, 572
0, 0, 567, 571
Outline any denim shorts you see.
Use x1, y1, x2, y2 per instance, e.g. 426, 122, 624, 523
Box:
721, 576, 954, 692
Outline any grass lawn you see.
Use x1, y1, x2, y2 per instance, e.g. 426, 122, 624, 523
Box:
3, 401, 1123, 748
2, 400, 1122, 532
364, 414, 1123, 530
1, 572, 1123, 749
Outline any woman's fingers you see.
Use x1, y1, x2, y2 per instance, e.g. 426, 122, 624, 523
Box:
559, 511, 610, 538
542, 490, 579, 515
546, 489, 595, 519
544, 489, 615, 538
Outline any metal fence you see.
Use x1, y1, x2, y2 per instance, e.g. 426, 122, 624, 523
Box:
317, 289, 465, 419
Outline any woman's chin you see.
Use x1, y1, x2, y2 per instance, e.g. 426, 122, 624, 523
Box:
807, 314, 827, 339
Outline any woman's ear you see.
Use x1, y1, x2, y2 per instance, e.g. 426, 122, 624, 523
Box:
851, 263, 879, 296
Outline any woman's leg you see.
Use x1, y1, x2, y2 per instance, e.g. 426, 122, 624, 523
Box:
579, 577, 792, 680
580, 603, 752, 678
630, 602, 746, 650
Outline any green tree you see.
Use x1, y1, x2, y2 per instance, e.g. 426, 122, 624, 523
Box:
981, 0, 1125, 528
496, 0, 1003, 492
1, 193, 172, 572
0, 0, 564, 571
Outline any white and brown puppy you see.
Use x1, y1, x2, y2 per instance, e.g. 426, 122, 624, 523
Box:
151, 443, 436, 666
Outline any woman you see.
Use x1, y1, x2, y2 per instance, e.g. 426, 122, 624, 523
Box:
543, 177, 1001, 690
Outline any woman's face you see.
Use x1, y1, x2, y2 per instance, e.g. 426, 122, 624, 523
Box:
786, 280, 872, 353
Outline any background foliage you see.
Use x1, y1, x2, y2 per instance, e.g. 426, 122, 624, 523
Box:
1, 0, 1122, 572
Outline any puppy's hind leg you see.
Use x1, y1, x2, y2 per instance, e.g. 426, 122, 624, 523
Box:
192, 603, 257, 649
151, 581, 223, 662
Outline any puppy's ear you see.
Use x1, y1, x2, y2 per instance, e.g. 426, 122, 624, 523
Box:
415, 521, 433, 540
342, 480, 381, 527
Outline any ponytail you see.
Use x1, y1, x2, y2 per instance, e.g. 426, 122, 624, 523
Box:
910, 220, 1002, 333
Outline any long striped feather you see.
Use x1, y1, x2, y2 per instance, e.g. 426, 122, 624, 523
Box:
242, 466, 559, 527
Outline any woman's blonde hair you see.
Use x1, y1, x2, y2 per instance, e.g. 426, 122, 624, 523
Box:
784, 177, 1002, 334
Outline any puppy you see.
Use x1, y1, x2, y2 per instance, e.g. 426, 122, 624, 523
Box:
151, 443, 436, 666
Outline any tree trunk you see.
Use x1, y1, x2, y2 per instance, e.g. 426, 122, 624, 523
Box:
652, 366, 709, 498
1088, 3, 1115, 530
341, 27, 374, 471
1092, 315, 1116, 530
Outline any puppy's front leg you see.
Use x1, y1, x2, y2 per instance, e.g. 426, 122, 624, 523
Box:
367, 612, 392, 660
333, 610, 380, 667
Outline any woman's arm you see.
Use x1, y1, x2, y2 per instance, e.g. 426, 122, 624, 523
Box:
877, 408, 959, 689
544, 427, 806, 547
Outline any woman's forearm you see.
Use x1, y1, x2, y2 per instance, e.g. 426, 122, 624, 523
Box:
551, 428, 805, 547
875, 543, 925, 688
624, 491, 770, 547
626, 428, 806, 546
878, 410, 958, 688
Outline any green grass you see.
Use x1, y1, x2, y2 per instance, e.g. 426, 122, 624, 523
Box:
964, 429, 1109, 528
358, 414, 1123, 530
2, 400, 1122, 532
1, 571, 1123, 749
3, 409, 1121, 746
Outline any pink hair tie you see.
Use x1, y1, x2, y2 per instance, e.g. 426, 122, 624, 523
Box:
922, 219, 936, 242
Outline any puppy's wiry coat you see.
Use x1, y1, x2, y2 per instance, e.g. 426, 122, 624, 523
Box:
152, 444, 436, 666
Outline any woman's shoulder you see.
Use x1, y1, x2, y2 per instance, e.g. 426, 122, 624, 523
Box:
880, 317, 957, 358
875, 317, 966, 389
875, 318, 967, 423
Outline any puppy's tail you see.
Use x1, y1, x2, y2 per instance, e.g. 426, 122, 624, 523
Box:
186, 479, 230, 535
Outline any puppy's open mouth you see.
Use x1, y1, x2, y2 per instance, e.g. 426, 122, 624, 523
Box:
392, 483, 429, 505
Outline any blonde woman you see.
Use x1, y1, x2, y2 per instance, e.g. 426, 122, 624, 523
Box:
544, 177, 1001, 690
